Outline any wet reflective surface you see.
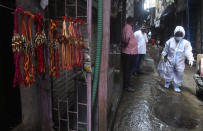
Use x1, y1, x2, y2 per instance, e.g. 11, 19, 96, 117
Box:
113, 73, 203, 131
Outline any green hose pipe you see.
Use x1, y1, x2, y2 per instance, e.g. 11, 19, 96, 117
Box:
92, 0, 103, 107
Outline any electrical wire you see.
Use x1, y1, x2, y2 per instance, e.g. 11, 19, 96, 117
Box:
0, 3, 15, 11
0, 3, 15, 14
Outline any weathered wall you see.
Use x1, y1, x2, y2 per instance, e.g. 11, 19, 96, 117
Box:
196, 0, 203, 53
107, 54, 123, 131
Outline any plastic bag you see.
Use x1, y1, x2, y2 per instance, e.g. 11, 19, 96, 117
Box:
157, 60, 166, 77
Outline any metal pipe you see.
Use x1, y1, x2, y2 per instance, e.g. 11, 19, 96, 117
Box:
57, 98, 61, 131
87, 0, 92, 130
98, 0, 111, 130
76, 80, 79, 130
200, 0, 203, 53
186, 0, 191, 41
76, 0, 78, 17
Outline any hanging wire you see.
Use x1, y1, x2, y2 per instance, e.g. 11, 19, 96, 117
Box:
0, 3, 15, 11
0, 3, 15, 14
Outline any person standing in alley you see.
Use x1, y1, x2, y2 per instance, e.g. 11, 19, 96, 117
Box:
121, 17, 138, 92
161, 26, 194, 92
133, 26, 148, 75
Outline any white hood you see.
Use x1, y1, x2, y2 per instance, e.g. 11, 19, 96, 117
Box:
174, 26, 185, 38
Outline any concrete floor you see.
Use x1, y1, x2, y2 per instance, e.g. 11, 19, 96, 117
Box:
112, 47, 203, 131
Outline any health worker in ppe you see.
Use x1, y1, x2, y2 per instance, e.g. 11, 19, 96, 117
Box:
161, 26, 194, 92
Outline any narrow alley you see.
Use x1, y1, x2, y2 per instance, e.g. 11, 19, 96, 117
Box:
1, 0, 203, 131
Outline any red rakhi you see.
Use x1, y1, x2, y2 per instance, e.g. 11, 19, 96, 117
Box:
34, 13, 46, 75
53, 20, 60, 77
23, 11, 35, 87
21, 13, 30, 86
12, 7, 24, 88
49, 19, 60, 77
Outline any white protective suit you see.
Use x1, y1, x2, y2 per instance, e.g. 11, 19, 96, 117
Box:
134, 30, 148, 54
162, 26, 194, 87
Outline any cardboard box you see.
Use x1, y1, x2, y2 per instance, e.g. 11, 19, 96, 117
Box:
196, 54, 203, 69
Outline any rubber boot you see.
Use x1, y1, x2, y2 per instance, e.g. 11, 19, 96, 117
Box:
164, 82, 170, 89
174, 86, 181, 93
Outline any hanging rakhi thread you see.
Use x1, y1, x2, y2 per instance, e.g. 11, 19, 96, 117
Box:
24, 11, 35, 86
34, 13, 46, 75
66, 17, 74, 69
49, 19, 56, 76
67, 18, 76, 68
12, 7, 24, 88
53, 20, 60, 77
49, 19, 60, 77
78, 19, 85, 66
72, 18, 81, 67
21, 13, 31, 86
59, 16, 68, 70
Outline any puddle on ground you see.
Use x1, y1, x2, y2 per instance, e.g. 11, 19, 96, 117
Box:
113, 74, 203, 131
152, 84, 200, 129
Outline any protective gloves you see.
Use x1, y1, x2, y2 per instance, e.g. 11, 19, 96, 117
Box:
161, 55, 165, 61
189, 60, 193, 67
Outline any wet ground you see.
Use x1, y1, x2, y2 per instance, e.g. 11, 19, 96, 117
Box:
113, 66, 203, 131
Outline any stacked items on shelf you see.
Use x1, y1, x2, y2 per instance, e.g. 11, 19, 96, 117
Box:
11, 7, 91, 88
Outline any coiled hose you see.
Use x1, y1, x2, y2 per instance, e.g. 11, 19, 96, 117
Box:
92, 0, 103, 107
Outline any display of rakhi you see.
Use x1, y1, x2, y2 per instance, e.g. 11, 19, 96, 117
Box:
67, 18, 85, 69
48, 19, 60, 77
11, 7, 90, 88
12, 7, 24, 88
34, 13, 46, 75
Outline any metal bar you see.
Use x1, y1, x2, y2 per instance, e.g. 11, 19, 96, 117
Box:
186, 0, 191, 41
68, 111, 77, 114
76, 16, 87, 18
98, 0, 111, 130
78, 121, 88, 125
53, 108, 58, 111
78, 102, 87, 106
54, 0, 57, 18
76, 79, 79, 130
200, 0, 203, 53
87, 0, 92, 130
66, 4, 76, 6
65, 0, 67, 16
58, 98, 61, 131
76, 0, 78, 17
60, 118, 68, 121
67, 4, 86, 10
66, 69, 70, 131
